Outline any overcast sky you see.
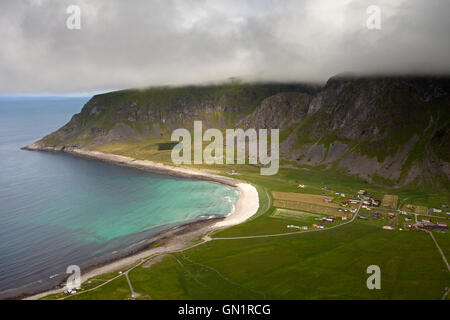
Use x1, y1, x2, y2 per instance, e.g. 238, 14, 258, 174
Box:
1, 0, 450, 94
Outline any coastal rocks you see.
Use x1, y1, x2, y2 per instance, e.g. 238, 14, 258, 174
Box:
21, 143, 62, 152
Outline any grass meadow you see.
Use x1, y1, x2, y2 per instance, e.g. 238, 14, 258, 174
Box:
41, 138, 449, 300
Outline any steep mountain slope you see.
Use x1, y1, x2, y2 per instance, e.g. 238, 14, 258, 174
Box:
36, 83, 317, 148
241, 75, 450, 190
29, 75, 450, 190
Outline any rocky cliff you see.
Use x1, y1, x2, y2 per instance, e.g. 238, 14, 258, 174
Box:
30, 75, 450, 190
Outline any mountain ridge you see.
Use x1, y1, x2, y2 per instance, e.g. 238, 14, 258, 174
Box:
29, 75, 450, 191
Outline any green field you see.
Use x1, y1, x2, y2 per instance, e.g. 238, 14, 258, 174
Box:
271, 208, 322, 222
41, 141, 450, 300
60, 220, 449, 300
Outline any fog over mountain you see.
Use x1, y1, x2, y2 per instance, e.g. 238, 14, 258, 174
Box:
1, 0, 450, 94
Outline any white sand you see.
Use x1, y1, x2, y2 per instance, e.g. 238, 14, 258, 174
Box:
213, 183, 259, 228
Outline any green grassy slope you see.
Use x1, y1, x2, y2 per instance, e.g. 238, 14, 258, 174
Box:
64, 220, 449, 300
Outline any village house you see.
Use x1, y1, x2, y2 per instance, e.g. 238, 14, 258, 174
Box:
419, 222, 447, 231
319, 217, 334, 223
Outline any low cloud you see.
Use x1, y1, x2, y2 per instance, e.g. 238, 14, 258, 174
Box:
1, 0, 450, 94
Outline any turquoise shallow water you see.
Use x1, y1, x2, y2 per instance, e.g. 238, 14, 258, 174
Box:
0, 97, 239, 298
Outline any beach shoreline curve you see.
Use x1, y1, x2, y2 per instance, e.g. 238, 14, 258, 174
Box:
20, 144, 260, 300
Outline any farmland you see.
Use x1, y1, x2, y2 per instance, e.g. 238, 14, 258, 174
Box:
272, 192, 345, 216
402, 204, 429, 215
382, 195, 399, 209
270, 208, 323, 223
271, 192, 338, 206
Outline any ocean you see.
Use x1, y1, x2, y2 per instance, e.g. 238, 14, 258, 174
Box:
0, 97, 239, 299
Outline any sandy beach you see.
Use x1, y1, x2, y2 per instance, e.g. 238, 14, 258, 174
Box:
22, 145, 259, 300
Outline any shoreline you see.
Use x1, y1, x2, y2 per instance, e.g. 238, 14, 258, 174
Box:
21, 144, 260, 300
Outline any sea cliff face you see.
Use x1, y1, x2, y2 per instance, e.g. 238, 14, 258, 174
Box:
29, 75, 450, 190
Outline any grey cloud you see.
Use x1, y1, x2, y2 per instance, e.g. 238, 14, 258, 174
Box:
1, 0, 450, 94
